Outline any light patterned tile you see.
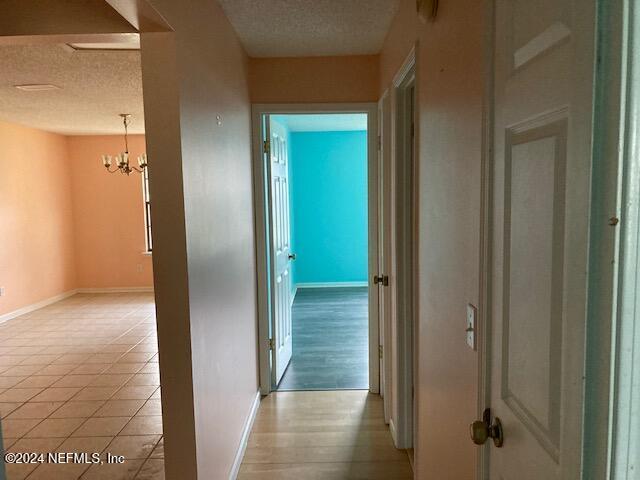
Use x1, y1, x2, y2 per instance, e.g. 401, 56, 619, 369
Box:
81, 459, 144, 479
106, 435, 161, 459
95, 400, 145, 418
5, 462, 38, 480
0, 402, 23, 418
28, 461, 91, 479
124, 374, 160, 387
136, 400, 161, 417
7, 401, 63, 419
1, 418, 41, 438
0, 376, 26, 388
50, 401, 105, 419
30, 387, 81, 402
0, 388, 43, 403
25, 418, 85, 438
56, 436, 113, 455
105, 363, 145, 374
73, 387, 119, 401
89, 374, 133, 387
52, 375, 97, 388
120, 416, 163, 436
112, 386, 156, 401
72, 417, 130, 437
134, 458, 165, 479
15, 376, 62, 389
71, 364, 111, 375
8, 436, 64, 453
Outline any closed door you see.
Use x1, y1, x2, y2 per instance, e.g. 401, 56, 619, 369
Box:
485, 0, 596, 478
267, 117, 293, 386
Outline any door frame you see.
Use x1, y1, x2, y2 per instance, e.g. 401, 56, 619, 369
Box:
584, 0, 637, 477
251, 103, 379, 395
478, 0, 495, 477
378, 89, 393, 425
390, 48, 417, 450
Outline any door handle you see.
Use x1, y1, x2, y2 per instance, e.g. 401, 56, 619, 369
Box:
373, 275, 389, 286
470, 408, 503, 447
288, 253, 296, 260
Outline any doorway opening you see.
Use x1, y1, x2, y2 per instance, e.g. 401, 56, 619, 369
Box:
270, 114, 369, 391
0, 37, 164, 480
253, 105, 379, 395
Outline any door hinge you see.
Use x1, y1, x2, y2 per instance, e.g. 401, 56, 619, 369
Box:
263, 139, 270, 155
379, 345, 383, 359
410, 123, 415, 138
377, 134, 381, 151
268, 338, 274, 350
373, 274, 389, 286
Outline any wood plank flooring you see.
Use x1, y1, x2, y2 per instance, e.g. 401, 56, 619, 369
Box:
277, 288, 368, 391
238, 390, 412, 480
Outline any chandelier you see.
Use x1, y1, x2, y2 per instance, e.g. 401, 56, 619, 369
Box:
101, 114, 147, 175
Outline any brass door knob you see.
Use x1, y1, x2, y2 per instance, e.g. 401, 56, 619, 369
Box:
470, 408, 503, 448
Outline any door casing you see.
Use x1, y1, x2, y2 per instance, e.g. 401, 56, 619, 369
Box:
389, 48, 417, 450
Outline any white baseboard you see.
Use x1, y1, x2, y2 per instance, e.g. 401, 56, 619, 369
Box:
77, 287, 154, 293
0, 287, 155, 325
229, 390, 261, 480
295, 281, 368, 288
389, 418, 398, 448
0, 289, 78, 324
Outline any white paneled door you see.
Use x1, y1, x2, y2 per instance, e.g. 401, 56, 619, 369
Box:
483, 0, 596, 478
266, 117, 293, 386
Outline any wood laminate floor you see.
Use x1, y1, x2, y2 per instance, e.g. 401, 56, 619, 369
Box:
238, 390, 412, 480
277, 288, 369, 391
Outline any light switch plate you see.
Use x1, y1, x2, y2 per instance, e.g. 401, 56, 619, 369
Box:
466, 304, 477, 350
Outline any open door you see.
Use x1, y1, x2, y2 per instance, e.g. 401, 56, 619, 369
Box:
478, 0, 596, 477
265, 115, 293, 386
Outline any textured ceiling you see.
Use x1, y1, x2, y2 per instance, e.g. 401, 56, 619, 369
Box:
272, 114, 368, 132
217, 0, 400, 57
0, 43, 144, 135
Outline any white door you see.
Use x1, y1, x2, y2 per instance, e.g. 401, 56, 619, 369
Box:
484, 0, 596, 478
266, 117, 293, 386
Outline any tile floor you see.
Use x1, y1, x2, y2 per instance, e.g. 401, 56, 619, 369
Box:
0, 293, 164, 480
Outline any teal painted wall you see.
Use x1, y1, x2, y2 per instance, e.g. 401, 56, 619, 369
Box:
289, 130, 368, 285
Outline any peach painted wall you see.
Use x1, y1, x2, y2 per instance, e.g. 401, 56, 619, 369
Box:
141, 0, 259, 477
0, 121, 76, 316
249, 55, 379, 103
68, 135, 153, 289
380, 0, 485, 478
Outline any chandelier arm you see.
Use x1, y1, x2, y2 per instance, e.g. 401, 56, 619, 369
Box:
106, 166, 121, 174
123, 115, 130, 154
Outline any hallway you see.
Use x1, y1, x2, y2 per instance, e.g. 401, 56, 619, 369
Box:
277, 288, 368, 391
238, 390, 411, 479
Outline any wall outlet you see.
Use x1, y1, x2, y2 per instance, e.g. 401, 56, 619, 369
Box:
0, 287, 5, 297
466, 303, 477, 350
